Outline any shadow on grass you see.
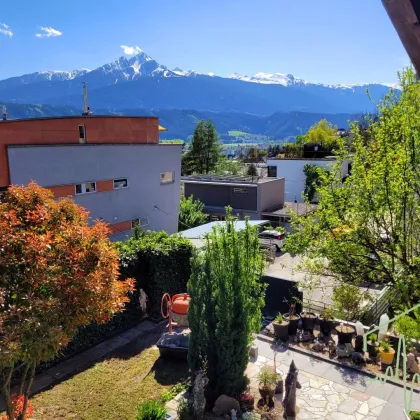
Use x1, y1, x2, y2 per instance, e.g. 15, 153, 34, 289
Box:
151, 356, 189, 387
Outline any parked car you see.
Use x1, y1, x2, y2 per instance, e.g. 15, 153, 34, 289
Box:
258, 230, 286, 251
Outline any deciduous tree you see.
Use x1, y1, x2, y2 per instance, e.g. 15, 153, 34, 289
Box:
178, 195, 208, 231
0, 183, 134, 420
305, 119, 338, 150
284, 69, 420, 314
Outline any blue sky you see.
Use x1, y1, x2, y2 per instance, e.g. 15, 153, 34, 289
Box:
0, 0, 409, 84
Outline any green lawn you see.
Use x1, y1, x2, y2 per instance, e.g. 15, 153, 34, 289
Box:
228, 130, 249, 136
28, 333, 188, 420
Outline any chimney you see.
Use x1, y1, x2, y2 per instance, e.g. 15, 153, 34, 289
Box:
82, 82, 92, 116
2, 105, 6, 121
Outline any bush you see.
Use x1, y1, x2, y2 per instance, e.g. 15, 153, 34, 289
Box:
117, 230, 194, 317
136, 400, 167, 420
188, 211, 266, 400
410, 412, 420, 420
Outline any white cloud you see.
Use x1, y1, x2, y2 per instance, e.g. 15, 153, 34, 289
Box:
0, 23, 13, 37
35, 26, 62, 38
120, 45, 142, 55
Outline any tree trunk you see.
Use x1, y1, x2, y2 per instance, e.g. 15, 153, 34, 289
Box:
18, 362, 36, 420
2, 366, 15, 420
19, 364, 29, 396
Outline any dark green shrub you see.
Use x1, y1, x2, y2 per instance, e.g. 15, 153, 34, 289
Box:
117, 230, 194, 316
410, 412, 420, 420
188, 211, 267, 401
136, 400, 167, 420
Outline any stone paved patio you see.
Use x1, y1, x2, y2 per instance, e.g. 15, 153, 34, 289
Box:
247, 354, 386, 419
165, 338, 420, 419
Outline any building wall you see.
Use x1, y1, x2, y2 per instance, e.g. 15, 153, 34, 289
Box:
184, 183, 258, 211
258, 178, 285, 212
7, 143, 182, 236
266, 159, 349, 202
0, 116, 159, 186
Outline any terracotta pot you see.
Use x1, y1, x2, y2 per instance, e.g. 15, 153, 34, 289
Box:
284, 313, 299, 335
319, 318, 334, 336
379, 347, 395, 365
300, 312, 317, 331
258, 383, 276, 401
335, 325, 355, 345
273, 320, 289, 342
367, 342, 379, 358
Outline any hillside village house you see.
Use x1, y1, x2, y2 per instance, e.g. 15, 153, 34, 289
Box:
0, 116, 182, 240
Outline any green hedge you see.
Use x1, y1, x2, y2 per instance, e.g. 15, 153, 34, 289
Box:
116, 229, 194, 317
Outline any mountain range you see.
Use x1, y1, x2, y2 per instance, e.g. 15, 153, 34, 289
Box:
0, 48, 396, 140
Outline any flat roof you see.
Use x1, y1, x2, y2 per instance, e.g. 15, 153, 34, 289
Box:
181, 220, 267, 239
262, 202, 318, 217
182, 174, 282, 185
0, 115, 159, 124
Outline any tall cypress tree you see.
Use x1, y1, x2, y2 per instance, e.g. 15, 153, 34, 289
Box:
184, 120, 221, 174
188, 210, 266, 401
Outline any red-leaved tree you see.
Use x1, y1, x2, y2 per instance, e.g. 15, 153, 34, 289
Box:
0, 183, 134, 420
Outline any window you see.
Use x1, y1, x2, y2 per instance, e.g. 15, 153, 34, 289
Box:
160, 171, 175, 184
78, 125, 86, 144
267, 166, 277, 177
114, 178, 128, 189
233, 187, 248, 194
132, 217, 149, 229
75, 182, 96, 194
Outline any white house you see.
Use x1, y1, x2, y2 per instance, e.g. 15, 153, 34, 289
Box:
266, 157, 350, 203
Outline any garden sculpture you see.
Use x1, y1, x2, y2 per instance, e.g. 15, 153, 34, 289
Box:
407, 353, 420, 375
283, 360, 301, 418
193, 370, 209, 420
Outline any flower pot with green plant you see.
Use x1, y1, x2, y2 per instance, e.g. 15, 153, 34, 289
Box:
258, 368, 277, 402
272, 313, 289, 342
239, 392, 255, 412
379, 340, 396, 366
300, 305, 317, 331
335, 323, 356, 345
367, 333, 379, 358
319, 306, 335, 336
283, 302, 300, 335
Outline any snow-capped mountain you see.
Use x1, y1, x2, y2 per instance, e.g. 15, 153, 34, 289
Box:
228, 72, 309, 86
0, 49, 397, 115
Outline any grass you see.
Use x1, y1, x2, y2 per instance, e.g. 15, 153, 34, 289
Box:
228, 130, 249, 137
26, 333, 188, 420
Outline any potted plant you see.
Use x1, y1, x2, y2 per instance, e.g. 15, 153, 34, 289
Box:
300, 310, 317, 332
239, 392, 255, 412
319, 306, 335, 336
258, 368, 277, 402
409, 411, 420, 420
367, 333, 379, 358
283, 302, 300, 335
335, 323, 356, 345
379, 340, 396, 366
272, 313, 289, 342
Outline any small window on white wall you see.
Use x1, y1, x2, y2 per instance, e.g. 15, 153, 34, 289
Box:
132, 217, 149, 229
114, 178, 128, 189
75, 182, 96, 195
160, 171, 175, 184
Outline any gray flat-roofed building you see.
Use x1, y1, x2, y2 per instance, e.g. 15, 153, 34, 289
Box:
182, 174, 285, 221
